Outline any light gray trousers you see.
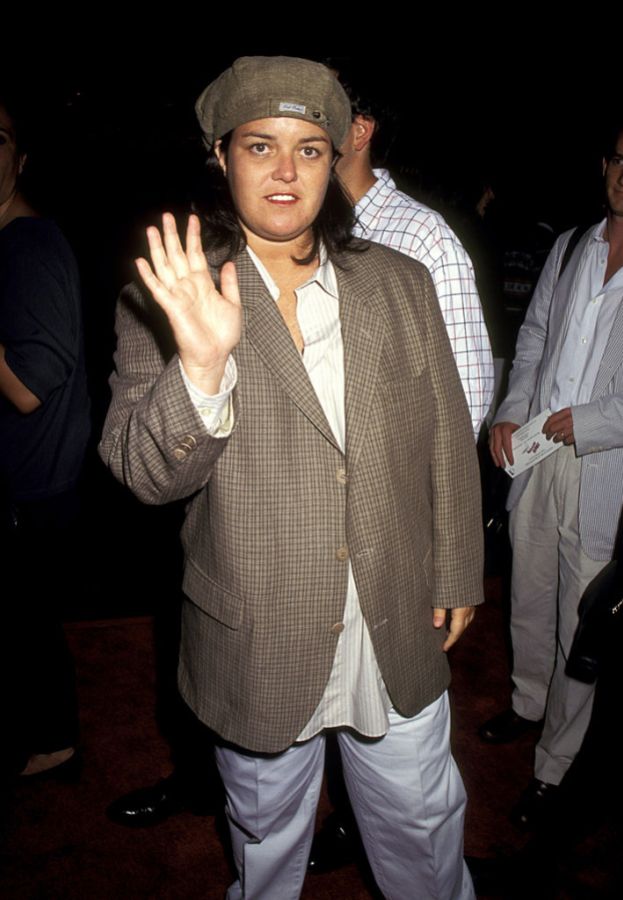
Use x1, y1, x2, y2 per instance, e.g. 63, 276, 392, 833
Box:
509, 446, 606, 784
215, 692, 474, 900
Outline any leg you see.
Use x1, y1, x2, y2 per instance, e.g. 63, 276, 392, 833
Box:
508, 455, 561, 721
214, 735, 325, 900
337, 693, 474, 900
534, 449, 604, 785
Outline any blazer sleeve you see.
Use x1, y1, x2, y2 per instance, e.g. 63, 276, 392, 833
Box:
419, 269, 485, 609
573, 391, 623, 456
494, 232, 570, 427
99, 282, 235, 505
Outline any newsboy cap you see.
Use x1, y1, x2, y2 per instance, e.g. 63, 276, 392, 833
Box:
195, 56, 352, 150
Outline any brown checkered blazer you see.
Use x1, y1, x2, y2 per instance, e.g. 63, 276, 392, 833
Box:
100, 242, 484, 753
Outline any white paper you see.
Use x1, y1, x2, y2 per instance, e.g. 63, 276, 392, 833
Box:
504, 409, 562, 478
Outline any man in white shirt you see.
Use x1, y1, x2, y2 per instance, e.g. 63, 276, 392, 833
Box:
481, 124, 623, 829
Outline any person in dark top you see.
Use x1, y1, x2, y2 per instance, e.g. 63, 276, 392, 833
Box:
0, 99, 90, 780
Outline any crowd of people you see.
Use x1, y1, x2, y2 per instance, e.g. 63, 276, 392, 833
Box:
2, 56, 622, 899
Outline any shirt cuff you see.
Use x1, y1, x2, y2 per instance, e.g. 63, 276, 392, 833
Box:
179, 356, 237, 437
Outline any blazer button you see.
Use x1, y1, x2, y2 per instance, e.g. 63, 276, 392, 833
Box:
183, 433, 198, 449
336, 546, 349, 561
173, 448, 187, 460
336, 467, 347, 485
331, 622, 345, 634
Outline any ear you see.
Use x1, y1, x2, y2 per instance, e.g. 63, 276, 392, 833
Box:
352, 114, 376, 152
215, 140, 227, 176
603, 157, 608, 177
18, 153, 27, 176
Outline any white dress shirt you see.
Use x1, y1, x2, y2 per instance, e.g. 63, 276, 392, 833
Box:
353, 168, 494, 437
551, 220, 623, 411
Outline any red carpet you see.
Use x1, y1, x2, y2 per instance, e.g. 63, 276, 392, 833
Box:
1, 579, 617, 898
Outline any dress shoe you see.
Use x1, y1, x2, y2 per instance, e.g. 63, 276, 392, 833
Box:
478, 708, 543, 744
510, 778, 559, 831
106, 773, 216, 827
307, 812, 362, 873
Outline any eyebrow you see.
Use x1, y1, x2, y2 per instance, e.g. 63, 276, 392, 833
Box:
239, 130, 330, 145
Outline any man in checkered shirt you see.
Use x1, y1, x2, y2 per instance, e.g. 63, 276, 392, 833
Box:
334, 80, 494, 439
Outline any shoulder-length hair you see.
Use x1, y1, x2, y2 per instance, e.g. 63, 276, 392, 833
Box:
192, 132, 364, 266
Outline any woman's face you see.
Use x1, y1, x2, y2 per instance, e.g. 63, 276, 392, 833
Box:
0, 106, 25, 209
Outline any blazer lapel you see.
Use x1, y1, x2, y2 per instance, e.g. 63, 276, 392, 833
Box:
337, 263, 386, 471
234, 251, 341, 452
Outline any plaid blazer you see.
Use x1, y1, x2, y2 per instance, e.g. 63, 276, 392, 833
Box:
100, 242, 484, 753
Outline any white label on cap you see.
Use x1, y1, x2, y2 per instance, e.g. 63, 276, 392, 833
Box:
279, 102, 306, 114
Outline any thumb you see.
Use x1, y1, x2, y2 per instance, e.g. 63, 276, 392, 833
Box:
432, 608, 446, 629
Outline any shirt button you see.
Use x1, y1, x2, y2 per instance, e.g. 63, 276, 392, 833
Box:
331, 622, 345, 634
173, 448, 187, 460
581, 337, 587, 344
336, 546, 349, 561
336, 467, 347, 485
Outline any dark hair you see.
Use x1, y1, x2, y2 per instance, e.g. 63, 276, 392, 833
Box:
323, 58, 399, 166
603, 123, 623, 161
192, 132, 363, 266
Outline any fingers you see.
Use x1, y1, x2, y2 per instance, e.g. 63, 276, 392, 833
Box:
489, 422, 518, 467
501, 427, 515, 466
135, 256, 171, 309
220, 261, 241, 307
185, 214, 209, 273
543, 408, 574, 444
434, 606, 475, 652
162, 212, 191, 280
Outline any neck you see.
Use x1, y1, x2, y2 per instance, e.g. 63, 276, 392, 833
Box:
605, 211, 623, 255
0, 190, 35, 230
245, 230, 317, 272
336, 157, 378, 206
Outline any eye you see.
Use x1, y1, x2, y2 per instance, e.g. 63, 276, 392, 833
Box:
609, 155, 623, 167
249, 142, 270, 156
300, 146, 321, 159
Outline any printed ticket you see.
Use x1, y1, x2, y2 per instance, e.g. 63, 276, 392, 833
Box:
504, 409, 562, 478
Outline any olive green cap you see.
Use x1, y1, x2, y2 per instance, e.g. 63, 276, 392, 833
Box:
195, 56, 352, 150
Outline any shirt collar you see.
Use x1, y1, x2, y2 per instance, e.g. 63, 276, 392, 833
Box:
592, 218, 609, 243
354, 167, 396, 219
245, 243, 338, 301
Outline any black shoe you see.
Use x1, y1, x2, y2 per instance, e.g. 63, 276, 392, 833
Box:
307, 812, 361, 873
106, 773, 216, 827
510, 779, 559, 831
478, 709, 543, 744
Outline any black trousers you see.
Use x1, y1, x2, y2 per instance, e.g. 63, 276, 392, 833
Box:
2, 488, 81, 775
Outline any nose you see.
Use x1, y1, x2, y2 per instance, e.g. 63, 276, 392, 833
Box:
272, 150, 297, 184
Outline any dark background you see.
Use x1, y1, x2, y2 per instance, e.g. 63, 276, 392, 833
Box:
3, 36, 618, 619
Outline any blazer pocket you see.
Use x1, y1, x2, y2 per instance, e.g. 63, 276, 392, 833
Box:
182, 559, 244, 630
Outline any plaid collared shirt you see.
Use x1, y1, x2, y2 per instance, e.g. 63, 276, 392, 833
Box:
354, 169, 494, 436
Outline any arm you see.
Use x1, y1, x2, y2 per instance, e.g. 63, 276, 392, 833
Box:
494, 233, 569, 427
99, 214, 242, 505
0, 343, 41, 413
417, 219, 494, 437
417, 268, 484, 645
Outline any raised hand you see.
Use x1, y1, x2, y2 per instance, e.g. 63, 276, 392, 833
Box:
136, 212, 242, 395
